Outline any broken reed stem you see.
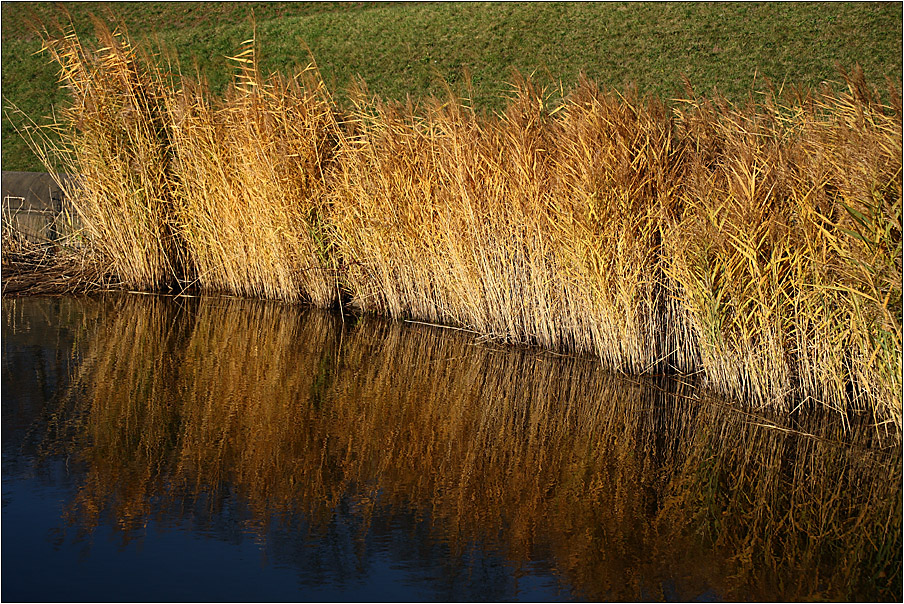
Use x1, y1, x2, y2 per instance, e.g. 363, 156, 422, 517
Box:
15, 21, 902, 431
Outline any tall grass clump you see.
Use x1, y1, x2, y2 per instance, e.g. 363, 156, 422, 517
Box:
665, 74, 902, 425
330, 82, 579, 346
34, 19, 184, 290
329, 77, 687, 373
167, 39, 340, 303
25, 21, 341, 303
328, 72, 901, 427
550, 78, 692, 371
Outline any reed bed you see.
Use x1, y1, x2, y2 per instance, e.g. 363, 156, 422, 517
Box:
665, 80, 903, 424
17, 21, 902, 428
329, 77, 684, 375
34, 21, 184, 290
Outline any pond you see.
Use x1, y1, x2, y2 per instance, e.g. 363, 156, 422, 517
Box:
2, 294, 900, 601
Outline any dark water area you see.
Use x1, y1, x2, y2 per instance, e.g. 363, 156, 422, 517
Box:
2, 294, 901, 602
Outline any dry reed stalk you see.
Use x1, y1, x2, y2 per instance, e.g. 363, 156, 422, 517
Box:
1, 206, 119, 295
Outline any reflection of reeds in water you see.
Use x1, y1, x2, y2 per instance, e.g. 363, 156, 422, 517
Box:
42, 294, 900, 601
64, 295, 189, 532
660, 406, 901, 601
173, 297, 344, 522
62, 294, 344, 534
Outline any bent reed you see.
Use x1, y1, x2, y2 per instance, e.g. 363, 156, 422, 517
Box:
15, 22, 902, 430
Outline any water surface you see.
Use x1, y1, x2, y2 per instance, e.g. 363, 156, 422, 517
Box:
2, 294, 900, 601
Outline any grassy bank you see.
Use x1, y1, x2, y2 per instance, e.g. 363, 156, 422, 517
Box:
5, 19, 902, 430
2, 2, 901, 171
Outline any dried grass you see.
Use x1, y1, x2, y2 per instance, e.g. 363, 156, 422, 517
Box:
12, 20, 901, 427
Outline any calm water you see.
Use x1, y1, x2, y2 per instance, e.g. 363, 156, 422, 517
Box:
2, 294, 901, 602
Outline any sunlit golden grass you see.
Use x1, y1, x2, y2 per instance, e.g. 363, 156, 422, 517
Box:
14, 20, 901, 428
329, 76, 685, 375
27, 294, 900, 600
28, 20, 184, 290
167, 41, 340, 303
665, 79, 902, 426
331, 72, 901, 428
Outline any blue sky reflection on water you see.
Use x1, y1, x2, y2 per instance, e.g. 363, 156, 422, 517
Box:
2, 470, 572, 602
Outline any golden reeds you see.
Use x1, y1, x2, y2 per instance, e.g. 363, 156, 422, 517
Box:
16, 22, 902, 428
36, 19, 184, 290
329, 77, 684, 373
167, 39, 340, 303
665, 74, 902, 426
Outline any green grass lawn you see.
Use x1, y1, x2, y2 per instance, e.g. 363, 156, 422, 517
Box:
2, 1, 901, 171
